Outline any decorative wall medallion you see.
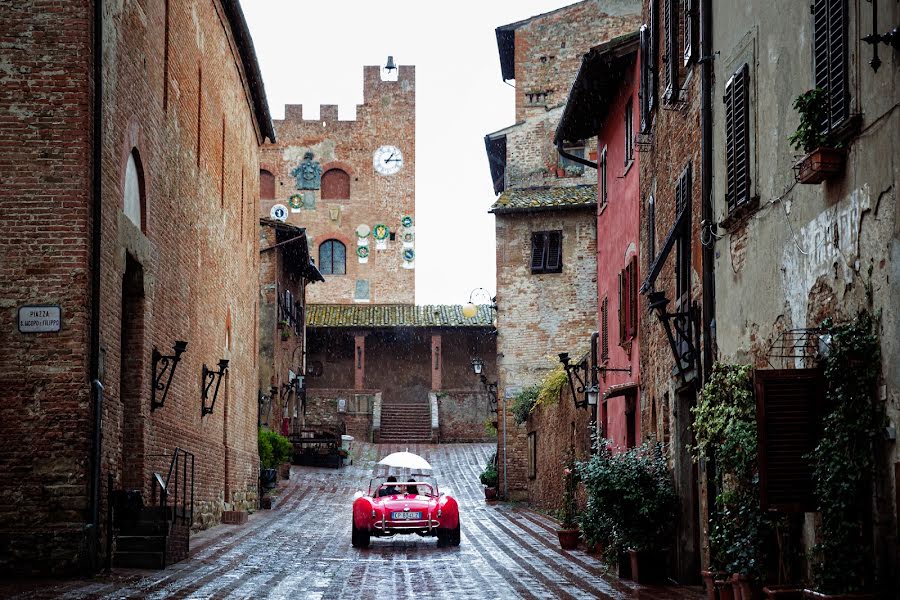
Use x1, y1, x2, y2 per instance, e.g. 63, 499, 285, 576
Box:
401, 215, 413, 228
357, 246, 370, 263
373, 224, 389, 240
402, 248, 415, 262
289, 194, 303, 212
302, 191, 316, 209
402, 231, 414, 249
356, 224, 371, 238
290, 151, 322, 190
270, 204, 288, 222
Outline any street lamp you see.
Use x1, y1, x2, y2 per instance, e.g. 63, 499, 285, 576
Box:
471, 357, 484, 375
462, 288, 497, 320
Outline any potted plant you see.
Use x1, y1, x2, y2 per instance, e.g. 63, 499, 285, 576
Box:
557, 446, 580, 550
788, 88, 845, 184
479, 453, 499, 500
258, 427, 279, 490
578, 438, 676, 582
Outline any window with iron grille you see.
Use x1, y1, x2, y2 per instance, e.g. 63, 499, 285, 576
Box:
725, 63, 751, 212
600, 147, 608, 209
624, 99, 634, 164
601, 296, 609, 362
812, 0, 849, 131
319, 239, 346, 275
663, 0, 679, 103
682, 0, 694, 66
530, 231, 562, 274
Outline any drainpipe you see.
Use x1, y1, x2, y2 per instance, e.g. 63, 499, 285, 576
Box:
556, 140, 598, 171
699, 0, 718, 571
87, 0, 104, 566
699, 0, 715, 382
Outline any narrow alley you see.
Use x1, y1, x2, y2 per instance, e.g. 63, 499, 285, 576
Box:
3, 444, 701, 600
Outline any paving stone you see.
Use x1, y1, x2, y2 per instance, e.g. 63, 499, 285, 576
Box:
0, 443, 704, 600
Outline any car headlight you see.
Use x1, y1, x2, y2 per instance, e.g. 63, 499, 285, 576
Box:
437, 508, 442, 518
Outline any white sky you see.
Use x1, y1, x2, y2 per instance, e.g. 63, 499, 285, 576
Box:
242, 0, 574, 305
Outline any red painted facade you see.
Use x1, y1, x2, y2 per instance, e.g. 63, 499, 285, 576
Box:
595, 53, 641, 453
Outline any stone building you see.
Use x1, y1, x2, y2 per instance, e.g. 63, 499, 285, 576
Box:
485, 0, 641, 505
710, 0, 899, 591
633, 0, 713, 582
0, 0, 272, 574
556, 31, 642, 454
304, 305, 497, 444
257, 220, 323, 435
259, 64, 416, 305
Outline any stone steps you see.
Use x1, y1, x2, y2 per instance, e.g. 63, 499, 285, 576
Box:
379, 401, 432, 443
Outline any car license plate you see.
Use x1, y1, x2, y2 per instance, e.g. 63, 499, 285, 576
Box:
391, 511, 422, 520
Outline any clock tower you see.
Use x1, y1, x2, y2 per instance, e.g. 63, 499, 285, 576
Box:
259, 62, 416, 305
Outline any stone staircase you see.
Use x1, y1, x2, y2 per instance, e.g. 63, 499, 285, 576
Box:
378, 401, 433, 443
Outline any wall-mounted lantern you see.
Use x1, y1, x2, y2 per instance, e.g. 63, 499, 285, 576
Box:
201, 358, 229, 417
470, 357, 498, 413
150, 340, 188, 411
558, 352, 592, 410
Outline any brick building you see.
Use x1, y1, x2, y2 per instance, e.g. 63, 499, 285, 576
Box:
635, 0, 711, 582
556, 31, 642, 454
257, 220, 323, 435
485, 1, 641, 505
259, 64, 416, 305
0, 0, 272, 575
304, 305, 497, 444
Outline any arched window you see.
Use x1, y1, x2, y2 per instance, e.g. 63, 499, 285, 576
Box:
260, 169, 275, 200
321, 168, 350, 200
319, 240, 346, 275
123, 149, 145, 231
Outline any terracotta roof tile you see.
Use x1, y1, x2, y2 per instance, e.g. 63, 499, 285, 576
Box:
306, 304, 495, 328
490, 185, 597, 213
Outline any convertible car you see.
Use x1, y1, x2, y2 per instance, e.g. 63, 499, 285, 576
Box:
351, 477, 461, 548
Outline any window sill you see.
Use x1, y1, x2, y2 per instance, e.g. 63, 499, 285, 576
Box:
719, 195, 760, 233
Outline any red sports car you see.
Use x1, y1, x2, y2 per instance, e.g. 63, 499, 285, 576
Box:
351, 477, 461, 548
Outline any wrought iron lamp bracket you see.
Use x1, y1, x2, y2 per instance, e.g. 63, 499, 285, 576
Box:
150, 340, 188, 411
559, 352, 589, 409
201, 359, 229, 417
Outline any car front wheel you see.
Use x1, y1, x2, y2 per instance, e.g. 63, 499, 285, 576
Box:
351, 518, 370, 548
451, 522, 461, 546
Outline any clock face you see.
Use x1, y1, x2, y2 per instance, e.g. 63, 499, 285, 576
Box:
373, 145, 404, 175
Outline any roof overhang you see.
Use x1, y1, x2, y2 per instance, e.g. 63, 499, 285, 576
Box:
555, 31, 640, 145
221, 0, 276, 143
260, 218, 323, 282
603, 381, 638, 401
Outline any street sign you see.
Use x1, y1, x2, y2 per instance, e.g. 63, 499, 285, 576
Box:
18, 305, 61, 333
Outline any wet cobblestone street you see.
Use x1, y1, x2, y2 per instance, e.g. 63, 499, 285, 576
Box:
4, 443, 704, 599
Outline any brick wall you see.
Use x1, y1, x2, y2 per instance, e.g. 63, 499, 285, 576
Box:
259, 65, 416, 305
0, 0, 267, 574
494, 209, 597, 499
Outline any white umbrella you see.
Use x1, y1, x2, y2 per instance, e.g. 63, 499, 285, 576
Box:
376, 451, 432, 472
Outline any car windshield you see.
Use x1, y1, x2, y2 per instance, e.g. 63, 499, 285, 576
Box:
369, 475, 437, 497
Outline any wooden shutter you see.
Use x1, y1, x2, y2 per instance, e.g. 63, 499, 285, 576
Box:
640, 25, 650, 133
530, 233, 546, 272
647, 194, 656, 267
755, 369, 824, 512
617, 270, 625, 344
676, 163, 691, 216
600, 149, 608, 207
546, 232, 562, 272
601, 297, 609, 362
813, 0, 848, 130
725, 63, 750, 212
663, 0, 679, 103
628, 258, 638, 338
682, 0, 693, 65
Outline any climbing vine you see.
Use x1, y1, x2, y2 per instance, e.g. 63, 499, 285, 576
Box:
810, 312, 881, 594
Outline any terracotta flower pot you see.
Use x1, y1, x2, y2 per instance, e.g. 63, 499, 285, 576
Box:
733, 574, 756, 600
701, 570, 719, 600
716, 578, 735, 600
762, 586, 803, 600
557, 528, 579, 550
795, 147, 845, 184
484, 486, 497, 500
